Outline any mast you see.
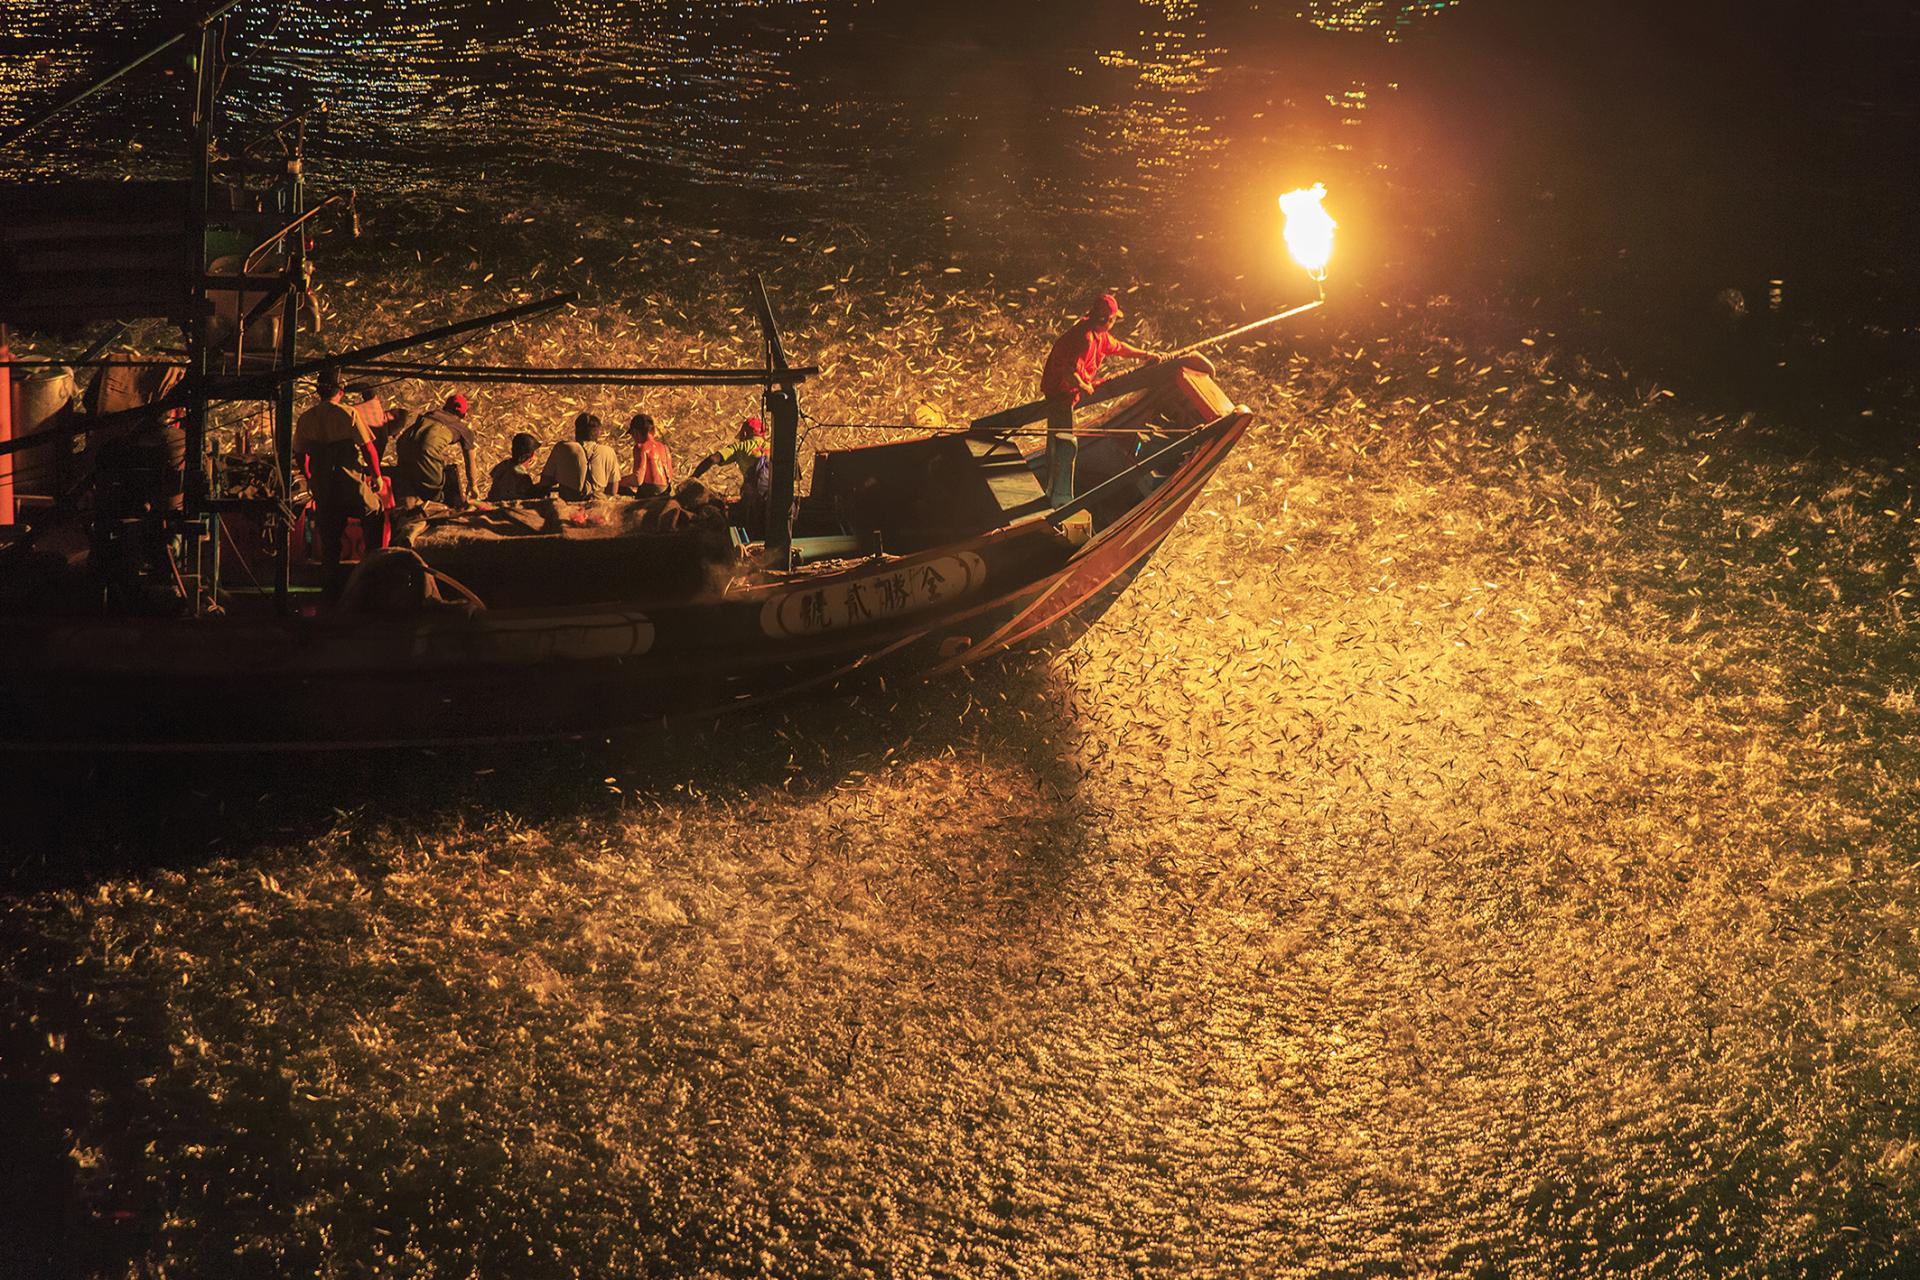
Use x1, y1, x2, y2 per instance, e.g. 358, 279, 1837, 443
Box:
273, 206, 299, 611
750, 274, 800, 569
185, 6, 219, 588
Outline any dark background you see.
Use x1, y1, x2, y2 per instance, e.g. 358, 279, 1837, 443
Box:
4, 0, 1915, 440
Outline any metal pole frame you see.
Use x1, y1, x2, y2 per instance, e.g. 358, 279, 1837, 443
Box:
274, 122, 304, 611
183, 13, 221, 615
750, 275, 799, 567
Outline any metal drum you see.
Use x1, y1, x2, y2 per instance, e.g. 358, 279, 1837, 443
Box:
11, 365, 77, 500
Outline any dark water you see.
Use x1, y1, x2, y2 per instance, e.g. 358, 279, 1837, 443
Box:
6, 0, 1918, 427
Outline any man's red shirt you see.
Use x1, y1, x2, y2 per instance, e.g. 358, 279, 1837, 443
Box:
1040, 320, 1125, 404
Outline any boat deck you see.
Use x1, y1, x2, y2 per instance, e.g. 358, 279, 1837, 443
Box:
964, 435, 1049, 523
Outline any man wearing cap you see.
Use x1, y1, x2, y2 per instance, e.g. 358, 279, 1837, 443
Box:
294, 366, 385, 594
1039, 293, 1161, 508
392, 393, 477, 508
393, 393, 476, 506
693, 417, 773, 537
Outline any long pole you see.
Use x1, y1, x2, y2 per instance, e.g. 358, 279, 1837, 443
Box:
180, 10, 222, 617
969, 296, 1326, 435
273, 293, 580, 391
274, 123, 305, 613
0, 358, 818, 385
1170, 298, 1323, 358
0, 360, 187, 371
347, 360, 817, 382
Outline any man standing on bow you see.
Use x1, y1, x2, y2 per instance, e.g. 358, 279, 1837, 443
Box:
1038, 292, 1160, 508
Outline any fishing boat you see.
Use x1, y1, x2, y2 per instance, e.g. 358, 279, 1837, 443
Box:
0, 4, 1301, 751
0, 351, 1250, 749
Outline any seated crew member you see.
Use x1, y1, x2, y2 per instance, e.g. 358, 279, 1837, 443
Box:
487, 432, 543, 501
392, 397, 472, 509
539, 412, 622, 501
692, 416, 771, 537
1039, 292, 1160, 508
394, 394, 477, 500
294, 365, 385, 595
440, 394, 479, 500
619, 412, 674, 498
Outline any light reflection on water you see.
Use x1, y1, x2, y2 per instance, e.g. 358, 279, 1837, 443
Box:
2, 7, 1919, 1276
5, 1, 1913, 292
0, 0, 1406, 235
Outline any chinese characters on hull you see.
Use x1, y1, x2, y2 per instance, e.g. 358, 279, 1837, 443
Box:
759, 553, 988, 639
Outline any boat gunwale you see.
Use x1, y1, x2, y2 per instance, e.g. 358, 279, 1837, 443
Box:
0, 412, 1250, 749
2, 410, 1245, 652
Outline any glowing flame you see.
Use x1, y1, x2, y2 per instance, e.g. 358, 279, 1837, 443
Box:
1279, 184, 1336, 280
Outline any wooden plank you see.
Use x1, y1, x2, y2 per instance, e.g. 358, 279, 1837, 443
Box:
965, 436, 1047, 522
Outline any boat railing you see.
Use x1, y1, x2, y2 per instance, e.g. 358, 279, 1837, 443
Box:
965, 353, 1221, 436
1043, 412, 1241, 529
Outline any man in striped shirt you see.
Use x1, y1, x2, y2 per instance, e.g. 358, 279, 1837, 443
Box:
693, 416, 772, 536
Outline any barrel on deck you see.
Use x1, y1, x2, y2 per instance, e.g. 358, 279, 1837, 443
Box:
11, 365, 76, 502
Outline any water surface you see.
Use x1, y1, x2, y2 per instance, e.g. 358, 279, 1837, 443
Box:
3, 5, 1919, 1277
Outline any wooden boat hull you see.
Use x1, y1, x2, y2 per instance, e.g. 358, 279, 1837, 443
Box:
0, 414, 1249, 750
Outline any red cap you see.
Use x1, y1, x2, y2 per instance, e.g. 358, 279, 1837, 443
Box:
1089, 293, 1123, 321
445, 394, 470, 417
739, 416, 767, 438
